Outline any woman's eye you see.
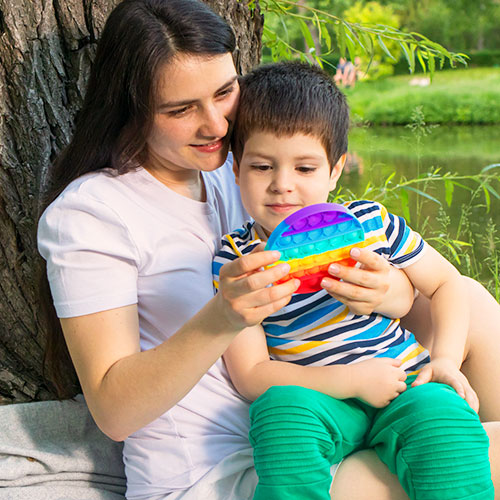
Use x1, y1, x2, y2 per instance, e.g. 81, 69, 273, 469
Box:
168, 106, 191, 117
216, 86, 235, 99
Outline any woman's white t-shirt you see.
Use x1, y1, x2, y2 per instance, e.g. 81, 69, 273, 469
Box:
37, 157, 252, 498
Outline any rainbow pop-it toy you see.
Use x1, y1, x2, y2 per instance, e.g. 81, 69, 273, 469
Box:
265, 203, 366, 294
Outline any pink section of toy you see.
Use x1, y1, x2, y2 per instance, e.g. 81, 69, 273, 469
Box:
265, 203, 365, 293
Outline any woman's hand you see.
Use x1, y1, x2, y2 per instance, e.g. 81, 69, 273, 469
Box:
217, 244, 299, 330
349, 358, 407, 408
320, 248, 413, 317
412, 357, 479, 412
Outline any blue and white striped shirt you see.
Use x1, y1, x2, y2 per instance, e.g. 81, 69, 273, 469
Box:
213, 200, 430, 374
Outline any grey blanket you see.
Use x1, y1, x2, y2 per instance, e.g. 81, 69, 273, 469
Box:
0, 395, 126, 499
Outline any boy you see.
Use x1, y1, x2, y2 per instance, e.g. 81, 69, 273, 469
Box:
212, 62, 493, 500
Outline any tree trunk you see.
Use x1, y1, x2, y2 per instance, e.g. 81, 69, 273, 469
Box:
0, 0, 263, 404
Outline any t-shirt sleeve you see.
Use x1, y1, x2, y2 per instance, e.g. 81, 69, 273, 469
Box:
212, 234, 242, 292
212, 224, 260, 292
379, 203, 426, 268
38, 192, 140, 318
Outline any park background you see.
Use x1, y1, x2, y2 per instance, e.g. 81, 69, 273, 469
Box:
261, 0, 500, 300
0, 0, 498, 402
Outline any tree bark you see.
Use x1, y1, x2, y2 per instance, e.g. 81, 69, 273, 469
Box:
0, 0, 262, 404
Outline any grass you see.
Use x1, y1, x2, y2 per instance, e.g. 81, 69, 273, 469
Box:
346, 67, 500, 125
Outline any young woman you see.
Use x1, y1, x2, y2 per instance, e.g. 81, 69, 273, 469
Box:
37, 0, 500, 498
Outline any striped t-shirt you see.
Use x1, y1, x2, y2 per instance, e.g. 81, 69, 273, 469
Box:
212, 200, 430, 374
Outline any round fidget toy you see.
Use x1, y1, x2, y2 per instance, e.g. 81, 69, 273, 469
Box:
264, 203, 365, 294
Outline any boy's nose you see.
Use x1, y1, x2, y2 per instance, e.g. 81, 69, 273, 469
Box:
270, 172, 293, 193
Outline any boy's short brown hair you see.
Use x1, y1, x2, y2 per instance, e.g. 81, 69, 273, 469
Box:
231, 61, 349, 169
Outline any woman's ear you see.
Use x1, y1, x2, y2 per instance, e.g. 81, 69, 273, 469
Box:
329, 153, 346, 191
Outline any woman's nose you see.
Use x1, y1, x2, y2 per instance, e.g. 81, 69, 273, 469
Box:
199, 103, 228, 139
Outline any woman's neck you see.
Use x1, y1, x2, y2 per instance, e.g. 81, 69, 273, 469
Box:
143, 154, 206, 202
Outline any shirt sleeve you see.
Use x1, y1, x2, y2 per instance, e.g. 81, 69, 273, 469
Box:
379, 203, 427, 268
38, 192, 140, 318
212, 223, 260, 291
212, 234, 242, 292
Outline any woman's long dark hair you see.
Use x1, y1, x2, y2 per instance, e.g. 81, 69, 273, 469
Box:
41, 0, 236, 398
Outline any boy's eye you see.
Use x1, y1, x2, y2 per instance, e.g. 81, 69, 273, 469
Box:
251, 164, 272, 171
297, 166, 316, 173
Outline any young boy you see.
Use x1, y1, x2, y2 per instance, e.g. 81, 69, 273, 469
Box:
212, 62, 493, 500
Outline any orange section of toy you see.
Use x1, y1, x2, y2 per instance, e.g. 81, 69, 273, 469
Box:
275, 257, 356, 294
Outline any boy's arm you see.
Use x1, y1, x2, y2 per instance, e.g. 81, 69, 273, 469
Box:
403, 245, 467, 366
321, 247, 415, 318
223, 325, 407, 407
402, 245, 478, 409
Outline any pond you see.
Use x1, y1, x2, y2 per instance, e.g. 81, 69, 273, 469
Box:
341, 125, 500, 288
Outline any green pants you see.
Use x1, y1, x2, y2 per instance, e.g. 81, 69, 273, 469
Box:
249, 380, 493, 500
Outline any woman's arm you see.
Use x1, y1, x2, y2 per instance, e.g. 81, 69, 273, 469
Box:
60, 249, 298, 441
320, 247, 415, 318
403, 245, 479, 410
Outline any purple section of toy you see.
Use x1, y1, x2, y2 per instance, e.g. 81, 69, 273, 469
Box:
282, 212, 352, 236
279, 203, 350, 236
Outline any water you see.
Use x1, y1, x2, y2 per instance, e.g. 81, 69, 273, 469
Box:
344, 125, 500, 227
342, 125, 500, 283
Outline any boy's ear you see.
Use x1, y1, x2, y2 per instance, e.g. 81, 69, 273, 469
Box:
329, 153, 346, 190
232, 159, 240, 186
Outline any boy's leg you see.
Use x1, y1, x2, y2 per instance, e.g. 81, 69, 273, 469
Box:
401, 276, 500, 421
249, 385, 369, 500
366, 381, 494, 500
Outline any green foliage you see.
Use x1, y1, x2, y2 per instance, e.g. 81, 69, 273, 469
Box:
391, 0, 500, 52
468, 49, 500, 68
392, 49, 500, 75
347, 68, 500, 125
258, 0, 468, 78
342, 1, 401, 79
330, 122, 500, 296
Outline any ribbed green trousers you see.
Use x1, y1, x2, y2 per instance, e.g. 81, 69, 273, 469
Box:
249, 380, 493, 500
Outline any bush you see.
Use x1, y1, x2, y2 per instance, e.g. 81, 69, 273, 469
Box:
348, 68, 500, 125
392, 49, 500, 75
468, 49, 500, 68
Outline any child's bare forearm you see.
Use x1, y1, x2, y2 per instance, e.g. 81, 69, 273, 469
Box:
235, 361, 358, 402
429, 273, 469, 367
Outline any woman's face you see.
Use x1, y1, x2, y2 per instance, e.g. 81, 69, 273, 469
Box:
146, 52, 239, 180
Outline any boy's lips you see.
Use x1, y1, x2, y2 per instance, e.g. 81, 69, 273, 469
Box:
266, 203, 300, 214
191, 139, 224, 153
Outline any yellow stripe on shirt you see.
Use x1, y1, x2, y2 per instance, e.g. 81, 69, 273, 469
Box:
269, 339, 330, 356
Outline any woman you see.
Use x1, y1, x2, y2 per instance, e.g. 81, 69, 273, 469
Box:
38, 0, 500, 498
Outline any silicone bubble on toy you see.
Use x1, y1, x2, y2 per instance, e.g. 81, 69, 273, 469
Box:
264, 203, 366, 294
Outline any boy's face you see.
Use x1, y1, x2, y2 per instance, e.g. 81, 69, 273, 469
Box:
234, 131, 345, 237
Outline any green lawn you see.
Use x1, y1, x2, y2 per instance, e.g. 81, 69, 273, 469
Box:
346, 67, 500, 125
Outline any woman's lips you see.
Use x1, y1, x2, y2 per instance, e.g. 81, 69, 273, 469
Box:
191, 139, 223, 153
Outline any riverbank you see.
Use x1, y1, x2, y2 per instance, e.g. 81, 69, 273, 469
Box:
346, 67, 500, 125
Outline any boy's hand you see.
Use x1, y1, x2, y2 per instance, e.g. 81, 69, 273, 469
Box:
217, 244, 299, 331
412, 358, 479, 412
349, 358, 407, 408
320, 248, 392, 316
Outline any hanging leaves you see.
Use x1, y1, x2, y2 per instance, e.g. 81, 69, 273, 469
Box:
259, 0, 468, 78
